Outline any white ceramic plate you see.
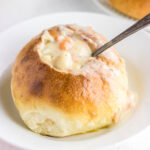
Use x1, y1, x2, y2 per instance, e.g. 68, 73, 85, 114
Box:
0, 12, 150, 150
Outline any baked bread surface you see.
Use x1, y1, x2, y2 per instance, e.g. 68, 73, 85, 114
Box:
11, 25, 135, 137
109, 0, 150, 19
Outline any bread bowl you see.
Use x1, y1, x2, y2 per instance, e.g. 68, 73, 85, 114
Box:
11, 24, 135, 137
109, 0, 150, 20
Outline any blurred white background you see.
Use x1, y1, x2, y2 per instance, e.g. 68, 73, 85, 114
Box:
0, 0, 101, 32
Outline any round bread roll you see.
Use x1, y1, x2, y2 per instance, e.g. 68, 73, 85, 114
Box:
109, 0, 150, 19
11, 24, 135, 137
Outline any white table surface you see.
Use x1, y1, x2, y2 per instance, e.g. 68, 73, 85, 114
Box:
0, 0, 150, 149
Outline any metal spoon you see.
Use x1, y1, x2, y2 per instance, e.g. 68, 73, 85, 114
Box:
92, 13, 150, 57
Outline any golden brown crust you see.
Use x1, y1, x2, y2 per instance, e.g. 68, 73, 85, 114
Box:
11, 28, 123, 116
109, 0, 150, 19
12, 39, 101, 116
11, 25, 133, 137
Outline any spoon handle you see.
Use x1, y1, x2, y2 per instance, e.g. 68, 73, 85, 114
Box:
92, 13, 150, 57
